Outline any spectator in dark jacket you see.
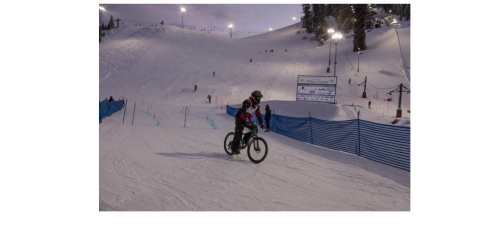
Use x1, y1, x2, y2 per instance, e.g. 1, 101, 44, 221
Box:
264, 104, 271, 132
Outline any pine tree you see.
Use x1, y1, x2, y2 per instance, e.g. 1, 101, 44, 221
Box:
389, 4, 409, 21
326, 4, 334, 18
312, 4, 327, 39
402, 4, 410, 21
108, 16, 114, 29
332, 4, 355, 33
379, 4, 393, 14
301, 4, 314, 33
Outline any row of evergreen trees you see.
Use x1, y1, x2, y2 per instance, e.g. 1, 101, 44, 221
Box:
300, 4, 410, 40
101, 16, 116, 30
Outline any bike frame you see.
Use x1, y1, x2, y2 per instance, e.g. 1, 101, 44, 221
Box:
248, 127, 260, 150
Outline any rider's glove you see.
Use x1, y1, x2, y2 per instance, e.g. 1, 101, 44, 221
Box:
245, 118, 251, 126
260, 124, 264, 129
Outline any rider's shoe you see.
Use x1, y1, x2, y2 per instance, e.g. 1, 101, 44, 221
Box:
231, 148, 241, 155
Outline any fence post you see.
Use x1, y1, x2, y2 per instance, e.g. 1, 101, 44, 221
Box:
357, 111, 361, 156
309, 112, 313, 145
122, 99, 128, 124
272, 110, 275, 132
184, 106, 187, 127
132, 102, 136, 125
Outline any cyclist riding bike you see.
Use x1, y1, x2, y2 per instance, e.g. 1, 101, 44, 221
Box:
231, 90, 265, 155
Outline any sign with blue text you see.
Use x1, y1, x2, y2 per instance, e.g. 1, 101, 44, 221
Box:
296, 75, 337, 104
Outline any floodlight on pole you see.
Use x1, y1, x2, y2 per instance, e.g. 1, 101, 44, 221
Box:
269, 28, 272, 31
181, 7, 186, 28
97, 6, 106, 26
293, 17, 296, 20
332, 33, 342, 77
229, 24, 233, 38
327, 29, 335, 70
357, 47, 363, 72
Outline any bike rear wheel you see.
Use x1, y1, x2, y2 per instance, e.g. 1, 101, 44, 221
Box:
247, 137, 268, 163
224, 132, 235, 155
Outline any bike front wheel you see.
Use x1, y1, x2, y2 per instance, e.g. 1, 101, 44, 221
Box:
247, 137, 268, 163
224, 132, 235, 155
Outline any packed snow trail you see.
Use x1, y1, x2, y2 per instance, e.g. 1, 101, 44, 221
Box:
100, 21, 411, 210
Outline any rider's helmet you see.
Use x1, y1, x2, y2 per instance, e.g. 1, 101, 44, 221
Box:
250, 90, 263, 104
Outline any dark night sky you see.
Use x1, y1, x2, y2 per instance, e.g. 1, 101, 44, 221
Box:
99, 4, 303, 31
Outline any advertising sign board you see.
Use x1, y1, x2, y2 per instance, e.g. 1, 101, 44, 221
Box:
296, 75, 337, 103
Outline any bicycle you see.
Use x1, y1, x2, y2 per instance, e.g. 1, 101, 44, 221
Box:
224, 125, 268, 163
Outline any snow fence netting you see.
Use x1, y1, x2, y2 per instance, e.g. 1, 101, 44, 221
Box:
99, 98, 125, 123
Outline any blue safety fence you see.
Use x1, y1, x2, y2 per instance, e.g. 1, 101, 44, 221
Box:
99, 98, 125, 123
227, 104, 410, 171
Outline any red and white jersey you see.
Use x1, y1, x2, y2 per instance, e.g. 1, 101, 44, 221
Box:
237, 99, 263, 124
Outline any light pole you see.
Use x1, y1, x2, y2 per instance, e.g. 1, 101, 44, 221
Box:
229, 24, 233, 38
332, 33, 342, 77
357, 47, 363, 72
327, 29, 334, 72
99, 5, 106, 26
181, 7, 186, 28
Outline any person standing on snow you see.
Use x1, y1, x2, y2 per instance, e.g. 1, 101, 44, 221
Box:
368, 100, 371, 109
264, 104, 271, 132
194, 85, 197, 92
213, 71, 215, 77
207, 95, 211, 104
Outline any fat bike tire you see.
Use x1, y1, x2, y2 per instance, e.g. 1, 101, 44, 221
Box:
247, 137, 268, 163
224, 132, 235, 155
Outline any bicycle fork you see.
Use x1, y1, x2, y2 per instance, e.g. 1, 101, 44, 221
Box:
253, 137, 261, 152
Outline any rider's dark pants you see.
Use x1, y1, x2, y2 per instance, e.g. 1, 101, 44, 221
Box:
233, 117, 255, 150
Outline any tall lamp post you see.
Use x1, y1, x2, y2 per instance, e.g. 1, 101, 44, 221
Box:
327, 29, 334, 72
229, 24, 233, 38
181, 7, 186, 28
332, 33, 342, 77
357, 47, 363, 72
99, 6, 106, 25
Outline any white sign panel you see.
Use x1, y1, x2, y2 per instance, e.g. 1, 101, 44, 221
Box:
298, 76, 337, 85
296, 75, 337, 104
